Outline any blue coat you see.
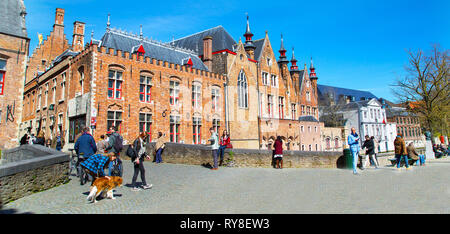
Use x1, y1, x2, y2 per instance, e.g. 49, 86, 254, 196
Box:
74, 133, 97, 158
347, 134, 360, 153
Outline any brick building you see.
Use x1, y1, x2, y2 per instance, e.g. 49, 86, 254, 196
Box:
385, 105, 424, 148
0, 0, 30, 149
20, 10, 323, 151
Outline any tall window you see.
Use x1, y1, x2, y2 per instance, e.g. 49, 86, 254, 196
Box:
237, 70, 248, 108
192, 117, 202, 144
52, 78, 56, 104
291, 103, 297, 120
213, 118, 220, 133
306, 91, 311, 101
335, 138, 339, 148
170, 115, 181, 142
301, 105, 305, 115
306, 106, 311, 116
267, 95, 273, 117
108, 70, 123, 99
107, 111, 122, 133
262, 72, 268, 86
278, 96, 284, 119
170, 80, 180, 105
211, 87, 220, 111
326, 138, 331, 149
58, 113, 63, 134
60, 72, 66, 101
271, 74, 277, 87
0, 59, 6, 95
37, 88, 42, 110
139, 113, 152, 142
140, 74, 152, 102
44, 83, 49, 107
192, 83, 201, 108
78, 67, 85, 95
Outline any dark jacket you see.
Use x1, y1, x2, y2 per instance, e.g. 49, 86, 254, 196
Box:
34, 137, 45, 146
362, 139, 375, 155
407, 145, 419, 160
131, 138, 146, 162
74, 133, 97, 158
107, 132, 121, 153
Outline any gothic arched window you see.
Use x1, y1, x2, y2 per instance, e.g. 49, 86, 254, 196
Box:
238, 70, 248, 108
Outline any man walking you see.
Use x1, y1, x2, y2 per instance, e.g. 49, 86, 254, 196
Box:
347, 127, 360, 174
394, 133, 410, 170
74, 127, 97, 159
208, 127, 220, 170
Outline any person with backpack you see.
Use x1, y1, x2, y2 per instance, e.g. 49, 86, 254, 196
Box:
129, 132, 152, 191
106, 125, 123, 176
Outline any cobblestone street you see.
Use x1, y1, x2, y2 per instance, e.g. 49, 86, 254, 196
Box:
2, 157, 450, 214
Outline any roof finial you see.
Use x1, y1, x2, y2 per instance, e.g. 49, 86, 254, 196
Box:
139, 24, 143, 40
106, 13, 111, 32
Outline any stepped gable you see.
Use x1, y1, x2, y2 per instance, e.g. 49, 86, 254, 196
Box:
100, 28, 209, 71
0, 0, 27, 38
171, 26, 236, 55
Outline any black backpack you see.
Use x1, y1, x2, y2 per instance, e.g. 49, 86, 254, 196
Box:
113, 134, 124, 152
126, 144, 136, 160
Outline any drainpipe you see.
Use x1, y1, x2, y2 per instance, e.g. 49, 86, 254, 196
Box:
256, 61, 261, 149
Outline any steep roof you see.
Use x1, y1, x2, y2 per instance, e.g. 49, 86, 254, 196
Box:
298, 116, 319, 122
253, 38, 266, 61
0, 0, 27, 38
100, 29, 209, 71
318, 84, 378, 104
171, 26, 236, 55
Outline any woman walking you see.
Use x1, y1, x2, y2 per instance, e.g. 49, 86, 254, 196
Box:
273, 136, 283, 169
218, 130, 231, 166
131, 132, 152, 191
51, 131, 65, 151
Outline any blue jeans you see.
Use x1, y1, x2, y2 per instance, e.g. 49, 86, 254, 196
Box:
350, 150, 359, 173
155, 148, 163, 163
218, 145, 227, 161
396, 154, 409, 168
418, 154, 426, 165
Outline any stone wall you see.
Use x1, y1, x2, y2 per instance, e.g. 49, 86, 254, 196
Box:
0, 145, 69, 204
132, 142, 342, 168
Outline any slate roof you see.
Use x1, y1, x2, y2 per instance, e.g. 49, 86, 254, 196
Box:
385, 107, 417, 118
100, 29, 209, 71
253, 38, 266, 61
298, 116, 319, 122
171, 26, 236, 55
317, 84, 378, 105
0, 0, 27, 38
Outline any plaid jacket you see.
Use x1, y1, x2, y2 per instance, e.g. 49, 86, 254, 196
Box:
80, 154, 109, 176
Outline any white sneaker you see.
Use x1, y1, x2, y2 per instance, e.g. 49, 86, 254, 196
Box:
131, 187, 141, 191
142, 184, 153, 190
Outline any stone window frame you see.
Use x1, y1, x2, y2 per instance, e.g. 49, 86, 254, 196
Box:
139, 71, 153, 103
43, 82, 49, 109
107, 110, 123, 134
169, 79, 181, 106
237, 70, 248, 109
78, 66, 85, 95
267, 94, 273, 118
60, 72, 66, 102
51, 78, 57, 104
169, 114, 181, 143
192, 116, 202, 144
139, 112, 152, 142
211, 85, 220, 112
291, 103, 296, 120
262, 71, 268, 86
325, 137, 331, 150
212, 117, 220, 134
191, 81, 202, 109
278, 96, 284, 119
107, 66, 124, 100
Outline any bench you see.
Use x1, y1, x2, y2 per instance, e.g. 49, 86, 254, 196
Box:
389, 157, 418, 166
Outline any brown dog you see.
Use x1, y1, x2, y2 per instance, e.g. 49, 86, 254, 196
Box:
87, 176, 123, 203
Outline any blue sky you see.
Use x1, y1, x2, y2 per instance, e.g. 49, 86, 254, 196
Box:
24, 0, 450, 102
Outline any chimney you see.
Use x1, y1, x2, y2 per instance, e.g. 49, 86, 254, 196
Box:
72, 21, 85, 52
202, 36, 213, 71
53, 8, 65, 36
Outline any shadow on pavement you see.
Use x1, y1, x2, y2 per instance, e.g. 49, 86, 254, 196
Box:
0, 208, 34, 214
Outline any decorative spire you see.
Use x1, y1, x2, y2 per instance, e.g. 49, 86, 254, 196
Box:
106, 13, 111, 32
243, 13, 256, 50
139, 24, 143, 40
309, 57, 318, 79
290, 47, 299, 71
278, 33, 289, 65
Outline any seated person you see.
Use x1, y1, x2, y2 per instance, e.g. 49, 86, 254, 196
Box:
433, 144, 444, 158
407, 142, 425, 166
80, 152, 115, 185
439, 144, 450, 156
